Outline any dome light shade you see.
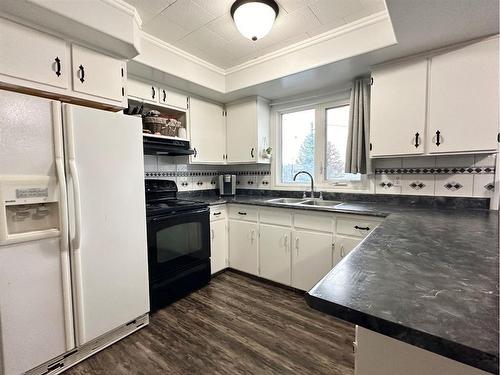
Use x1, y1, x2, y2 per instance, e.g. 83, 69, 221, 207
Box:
230, 0, 279, 41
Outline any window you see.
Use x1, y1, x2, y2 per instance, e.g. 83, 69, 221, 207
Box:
277, 101, 361, 188
281, 109, 315, 184
325, 105, 360, 182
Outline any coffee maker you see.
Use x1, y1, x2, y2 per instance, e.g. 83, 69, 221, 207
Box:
218, 174, 236, 196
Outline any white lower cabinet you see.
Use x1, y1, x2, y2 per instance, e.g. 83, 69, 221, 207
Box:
259, 224, 291, 285
335, 236, 361, 265
229, 220, 259, 275
223, 204, 382, 291
210, 219, 228, 275
292, 230, 334, 291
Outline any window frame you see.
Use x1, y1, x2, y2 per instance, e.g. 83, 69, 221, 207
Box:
273, 99, 370, 191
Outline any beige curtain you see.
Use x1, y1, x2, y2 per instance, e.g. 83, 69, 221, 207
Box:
345, 78, 371, 174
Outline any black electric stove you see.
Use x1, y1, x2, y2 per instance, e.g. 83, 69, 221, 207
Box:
145, 179, 210, 311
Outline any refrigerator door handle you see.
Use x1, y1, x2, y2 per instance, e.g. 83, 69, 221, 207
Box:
64, 104, 83, 251
52, 101, 75, 350
69, 159, 82, 250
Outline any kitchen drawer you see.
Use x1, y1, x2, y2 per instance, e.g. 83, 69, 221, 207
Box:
259, 207, 292, 226
293, 211, 334, 232
229, 205, 258, 221
210, 205, 227, 221
336, 216, 380, 238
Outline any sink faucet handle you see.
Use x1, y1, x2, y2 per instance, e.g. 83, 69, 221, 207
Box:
302, 191, 307, 199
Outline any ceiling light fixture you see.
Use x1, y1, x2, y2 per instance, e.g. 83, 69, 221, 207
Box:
230, 0, 279, 41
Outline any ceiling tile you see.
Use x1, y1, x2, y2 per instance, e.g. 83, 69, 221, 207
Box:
125, 0, 384, 69
206, 13, 239, 42
158, 0, 217, 33
276, 0, 318, 13
192, 0, 234, 18
126, 0, 175, 23
273, 6, 322, 39
143, 15, 191, 43
309, 0, 364, 25
177, 26, 229, 64
306, 18, 347, 37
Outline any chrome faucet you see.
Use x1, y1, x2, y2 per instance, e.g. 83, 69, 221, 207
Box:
293, 171, 314, 198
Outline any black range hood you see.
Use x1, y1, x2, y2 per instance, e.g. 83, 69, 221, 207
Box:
143, 134, 195, 156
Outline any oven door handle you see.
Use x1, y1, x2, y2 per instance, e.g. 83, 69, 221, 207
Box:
149, 208, 209, 222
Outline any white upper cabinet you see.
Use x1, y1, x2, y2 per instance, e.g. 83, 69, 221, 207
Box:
370, 60, 428, 157
71, 44, 125, 103
189, 97, 226, 163
370, 37, 499, 158
428, 37, 499, 154
0, 18, 69, 89
128, 77, 159, 104
159, 87, 188, 110
226, 98, 270, 164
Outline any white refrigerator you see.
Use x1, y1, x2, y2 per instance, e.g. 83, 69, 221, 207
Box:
0, 89, 149, 374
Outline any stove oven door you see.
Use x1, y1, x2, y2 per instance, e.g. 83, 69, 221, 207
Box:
147, 208, 210, 282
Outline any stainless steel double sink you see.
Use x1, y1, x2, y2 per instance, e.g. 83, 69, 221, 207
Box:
266, 197, 341, 208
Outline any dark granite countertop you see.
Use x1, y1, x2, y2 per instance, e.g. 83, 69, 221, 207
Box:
198, 194, 499, 373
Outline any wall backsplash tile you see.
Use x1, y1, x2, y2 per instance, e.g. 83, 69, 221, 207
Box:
401, 175, 435, 196
373, 153, 496, 199
435, 174, 474, 197
145, 153, 495, 199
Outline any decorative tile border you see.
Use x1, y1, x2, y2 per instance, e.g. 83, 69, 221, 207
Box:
145, 170, 271, 178
375, 167, 495, 175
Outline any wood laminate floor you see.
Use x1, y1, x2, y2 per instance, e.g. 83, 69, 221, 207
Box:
66, 271, 355, 375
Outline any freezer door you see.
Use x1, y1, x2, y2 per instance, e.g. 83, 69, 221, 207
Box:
63, 104, 149, 345
0, 90, 74, 374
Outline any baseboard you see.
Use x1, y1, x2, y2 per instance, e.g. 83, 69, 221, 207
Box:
226, 268, 306, 295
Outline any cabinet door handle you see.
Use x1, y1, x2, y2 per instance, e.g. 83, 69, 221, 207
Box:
193, 148, 197, 158
211, 229, 215, 240
238, 211, 247, 215
213, 212, 221, 216
250, 148, 255, 158
340, 245, 345, 258
284, 235, 288, 250
78, 65, 85, 83
435, 130, 441, 146
354, 225, 370, 231
250, 229, 255, 243
295, 237, 299, 256
414, 132, 420, 148
55, 57, 61, 77
162, 89, 166, 102
151, 86, 155, 99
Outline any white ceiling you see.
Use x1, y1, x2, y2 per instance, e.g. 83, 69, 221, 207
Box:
125, 0, 387, 68
128, 0, 499, 103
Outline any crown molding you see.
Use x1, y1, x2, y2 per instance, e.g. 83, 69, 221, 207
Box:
225, 10, 390, 74
140, 31, 227, 76
103, 0, 142, 27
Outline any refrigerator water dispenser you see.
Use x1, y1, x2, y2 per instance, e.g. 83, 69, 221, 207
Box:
0, 176, 60, 245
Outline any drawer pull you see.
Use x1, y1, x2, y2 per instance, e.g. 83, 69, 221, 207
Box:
238, 211, 247, 215
151, 86, 155, 99
354, 225, 370, 231
213, 212, 221, 216
162, 89, 166, 102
